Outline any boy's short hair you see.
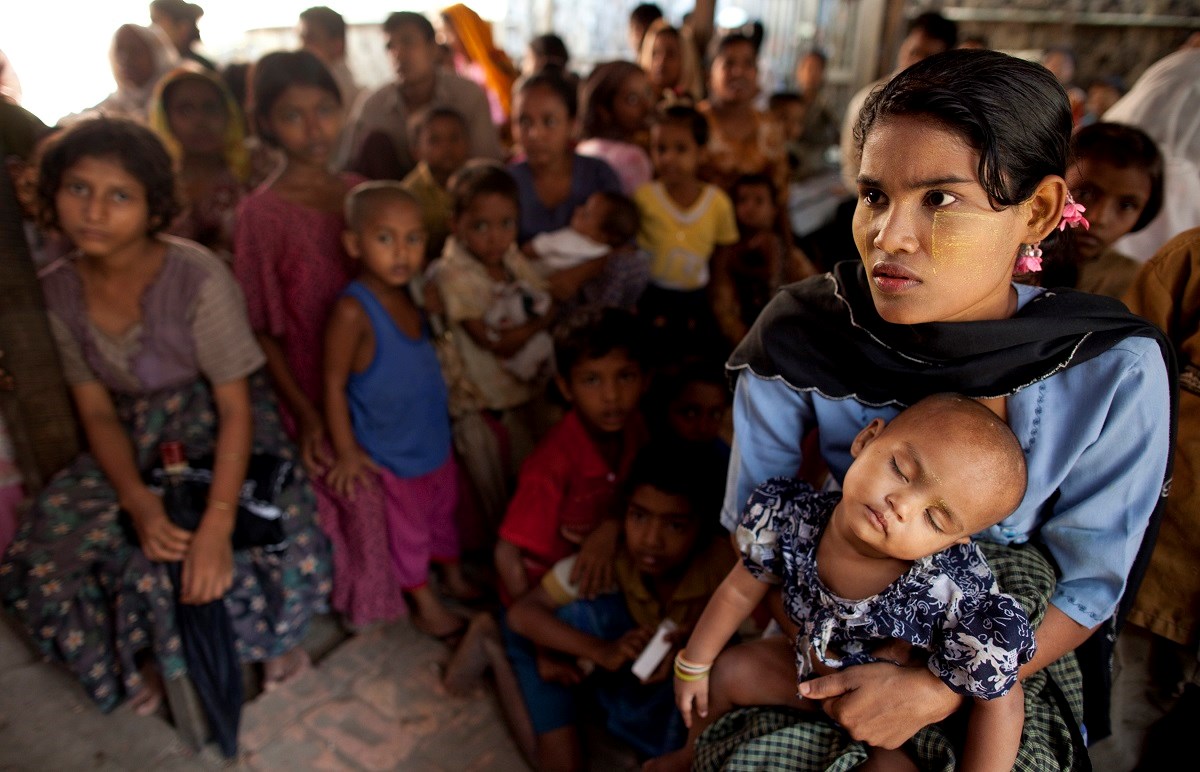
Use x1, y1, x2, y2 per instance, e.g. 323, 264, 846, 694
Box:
300, 6, 346, 41
625, 440, 726, 535
383, 11, 435, 41
593, 191, 640, 247
730, 172, 778, 203
447, 160, 520, 219
768, 91, 804, 111
654, 104, 709, 147
1070, 122, 1164, 233
415, 106, 468, 141
553, 307, 649, 380
528, 33, 569, 68
344, 180, 420, 231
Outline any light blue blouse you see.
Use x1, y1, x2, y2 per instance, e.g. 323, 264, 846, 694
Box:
721, 283, 1172, 629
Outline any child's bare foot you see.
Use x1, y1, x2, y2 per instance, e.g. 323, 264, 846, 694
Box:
444, 613, 498, 694
409, 585, 466, 644
263, 647, 311, 692
439, 563, 484, 602
128, 662, 165, 717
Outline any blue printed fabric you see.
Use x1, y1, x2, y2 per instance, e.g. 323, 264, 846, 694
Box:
736, 477, 1036, 700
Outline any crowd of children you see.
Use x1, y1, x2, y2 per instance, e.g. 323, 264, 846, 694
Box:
0, 3, 1197, 771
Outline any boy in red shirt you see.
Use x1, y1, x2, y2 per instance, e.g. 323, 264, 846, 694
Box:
495, 308, 650, 604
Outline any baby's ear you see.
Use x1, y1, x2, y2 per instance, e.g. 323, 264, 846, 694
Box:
849, 418, 885, 458
341, 230, 361, 258
1024, 175, 1068, 243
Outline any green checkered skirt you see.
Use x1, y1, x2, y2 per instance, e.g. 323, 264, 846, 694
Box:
694, 542, 1086, 771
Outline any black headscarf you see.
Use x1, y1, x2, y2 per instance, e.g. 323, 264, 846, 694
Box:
729, 260, 1178, 740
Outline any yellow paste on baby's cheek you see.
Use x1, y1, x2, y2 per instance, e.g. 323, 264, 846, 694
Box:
931, 211, 1010, 276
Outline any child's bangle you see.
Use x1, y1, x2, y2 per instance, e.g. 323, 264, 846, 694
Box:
674, 651, 712, 681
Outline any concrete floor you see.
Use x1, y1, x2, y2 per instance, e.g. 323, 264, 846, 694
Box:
0, 614, 536, 771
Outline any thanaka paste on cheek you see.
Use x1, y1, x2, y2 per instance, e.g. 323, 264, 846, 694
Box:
930, 211, 1011, 276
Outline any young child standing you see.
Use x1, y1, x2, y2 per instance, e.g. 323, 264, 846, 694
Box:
710, 173, 816, 347
427, 161, 556, 530
323, 182, 472, 639
507, 442, 733, 768
401, 107, 471, 261
635, 105, 739, 352
655, 394, 1036, 772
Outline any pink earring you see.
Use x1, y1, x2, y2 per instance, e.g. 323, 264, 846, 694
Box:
1015, 243, 1043, 274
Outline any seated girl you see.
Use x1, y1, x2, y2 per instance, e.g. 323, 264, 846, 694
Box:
0, 118, 331, 718
576, 61, 655, 196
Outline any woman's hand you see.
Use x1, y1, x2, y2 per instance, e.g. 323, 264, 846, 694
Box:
798, 661, 964, 749
326, 448, 380, 499
180, 517, 234, 605
297, 411, 331, 475
570, 519, 620, 598
675, 671, 711, 729
591, 627, 654, 672
124, 486, 192, 562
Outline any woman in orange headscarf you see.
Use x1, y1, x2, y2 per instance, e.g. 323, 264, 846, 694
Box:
440, 4, 519, 127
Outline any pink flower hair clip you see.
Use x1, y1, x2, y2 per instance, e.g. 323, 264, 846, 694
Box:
1058, 194, 1089, 232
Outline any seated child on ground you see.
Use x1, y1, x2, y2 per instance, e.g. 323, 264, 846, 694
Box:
642, 355, 731, 461
323, 182, 474, 638
528, 190, 641, 274
653, 394, 1036, 772
401, 107, 471, 261
635, 104, 739, 350
507, 442, 734, 767
1048, 122, 1163, 300
494, 307, 650, 604
710, 173, 816, 347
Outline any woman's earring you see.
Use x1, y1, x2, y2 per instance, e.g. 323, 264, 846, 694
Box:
1014, 242, 1043, 274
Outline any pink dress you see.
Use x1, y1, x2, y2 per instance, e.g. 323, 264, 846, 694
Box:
233, 174, 409, 627
576, 138, 653, 196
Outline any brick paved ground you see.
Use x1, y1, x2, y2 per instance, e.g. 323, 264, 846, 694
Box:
0, 615, 533, 771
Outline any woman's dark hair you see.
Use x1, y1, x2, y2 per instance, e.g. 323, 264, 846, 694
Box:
528, 34, 569, 68
37, 117, 181, 235
730, 172, 778, 207
553, 307, 649, 380
383, 11, 435, 41
1070, 122, 1163, 233
855, 49, 1072, 210
630, 3, 664, 31
908, 11, 958, 51
447, 159, 520, 219
515, 68, 578, 118
251, 50, 341, 147
654, 103, 709, 146
580, 60, 644, 140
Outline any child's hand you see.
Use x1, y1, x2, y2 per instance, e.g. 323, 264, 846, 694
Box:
592, 627, 654, 672
326, 449, 380, 499
535, 652, 584, 685
180, 519, 234, 605
571, 519, 620, 598
675, 670, 711, 729
125, 487, 192, 562
298, 413, 332, 475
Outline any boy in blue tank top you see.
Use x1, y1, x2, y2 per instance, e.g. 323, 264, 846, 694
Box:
324, 181, 474, 640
